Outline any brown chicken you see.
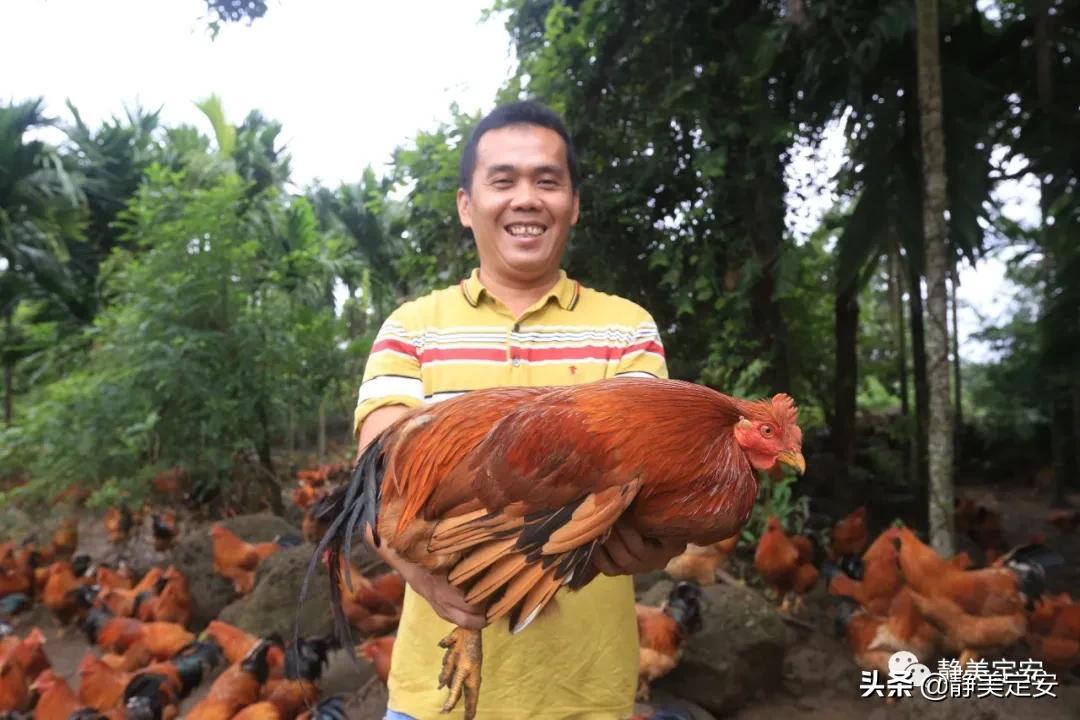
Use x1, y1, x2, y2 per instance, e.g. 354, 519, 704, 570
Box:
0, 627, 49, 679
635, 582, 703, 700
94, 564, 134, 591
233, 635, 334, 720
49, 517, 79, 560
210, 524, 261, 594
329, 554, 405, 635
104, 506, 136, 545
1026, 594, 1080, 671
205, 619, 261, 665
84, 609, 194, 660
831, 506, 869, 559
0, 652, 30, 712
291, 482, 329, 512
754, 516, 814, 612
77, 651, 131, 711
28, 669, 82, 719
908, 589, 1026, 664
186, 637, 279, 720
42, 561, 90, 624
136, 566, 192, 626
359, 635, 396, 684
897, 528, 1054, 617
827, 536, 902, 615
307, 378, 805, 719
665, 535, 738, 585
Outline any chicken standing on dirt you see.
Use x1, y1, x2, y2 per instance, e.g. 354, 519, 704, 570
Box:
305, 377, 805, 720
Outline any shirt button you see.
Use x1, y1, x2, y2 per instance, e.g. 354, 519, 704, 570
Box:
512, 358, 521, 367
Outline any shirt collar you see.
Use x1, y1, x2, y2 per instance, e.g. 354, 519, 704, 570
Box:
461, 268, 580, 311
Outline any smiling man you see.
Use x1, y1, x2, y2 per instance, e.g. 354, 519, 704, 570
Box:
353, 101, 685, 720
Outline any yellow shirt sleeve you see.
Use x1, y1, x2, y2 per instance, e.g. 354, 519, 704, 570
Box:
613, 309, 669, 380
352, 309, 425, 437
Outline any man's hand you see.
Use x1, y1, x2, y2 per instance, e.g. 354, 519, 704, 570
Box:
363, 526, 486, 630
592, 523, 686, 577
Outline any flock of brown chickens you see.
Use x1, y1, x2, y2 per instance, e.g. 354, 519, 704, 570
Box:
4, 470, 1078, 719
824, 502, 1079, 681
0, 463, 400, 719
652, 499, 1080, 700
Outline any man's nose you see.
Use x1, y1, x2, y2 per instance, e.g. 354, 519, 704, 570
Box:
510, 182, 541, 210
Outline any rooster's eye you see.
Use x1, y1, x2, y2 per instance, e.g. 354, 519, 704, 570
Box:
760, 425, 774, 438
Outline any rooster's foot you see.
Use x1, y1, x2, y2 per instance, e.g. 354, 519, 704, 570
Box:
438, 627, 482, 720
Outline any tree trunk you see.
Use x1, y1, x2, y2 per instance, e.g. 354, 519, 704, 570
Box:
951, 263, 962, 435
891, 248, 910, 417
317, 396, 327, 464
908, 266, 930, 508
833, 282, 859, 507
750, 147, 794, 393
916, 0, 955, 555
890, 248, 911, 488
254, 400, 283, 515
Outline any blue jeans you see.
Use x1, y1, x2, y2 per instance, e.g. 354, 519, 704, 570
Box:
384, 711, 416, 720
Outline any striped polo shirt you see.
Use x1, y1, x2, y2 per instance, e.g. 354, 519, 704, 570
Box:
352, 268, 669, 720
353, 267, 667, 432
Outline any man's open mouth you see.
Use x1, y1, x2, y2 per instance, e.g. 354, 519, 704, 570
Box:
505, 223, 547, 237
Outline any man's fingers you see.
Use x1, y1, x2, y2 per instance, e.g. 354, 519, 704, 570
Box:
592, 546, 619, 576
614, 524, 648, 560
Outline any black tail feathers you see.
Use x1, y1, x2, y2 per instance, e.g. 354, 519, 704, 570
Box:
297, 436, 386, 658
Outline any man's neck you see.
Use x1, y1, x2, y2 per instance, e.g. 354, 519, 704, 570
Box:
478, 267, 562, 318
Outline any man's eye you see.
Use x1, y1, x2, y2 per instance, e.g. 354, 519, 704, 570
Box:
492, 178, 512, 187
538, 178, 558, 187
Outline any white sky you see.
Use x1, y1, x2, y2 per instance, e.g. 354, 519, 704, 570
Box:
4, 0, 1029, 363
2, 0, 514, 186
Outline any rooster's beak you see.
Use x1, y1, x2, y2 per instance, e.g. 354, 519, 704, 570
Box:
777, 450, 806, 475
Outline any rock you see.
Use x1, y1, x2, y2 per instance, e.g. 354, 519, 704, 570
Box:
219, 513, 301, 543
639, 578, 677, 606
634, 570, 671, 597
168, 512, 301, 630
218, 543, 333, 639
320, 647, 378, 697
654, 582, 787, 716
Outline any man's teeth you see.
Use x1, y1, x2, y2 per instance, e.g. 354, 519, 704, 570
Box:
506, 224, 545, 237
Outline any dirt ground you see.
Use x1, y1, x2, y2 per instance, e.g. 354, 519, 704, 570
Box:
4, 482, 1079, 719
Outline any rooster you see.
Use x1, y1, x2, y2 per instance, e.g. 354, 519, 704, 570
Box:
359, 635, 395, 684
635, 582, 704, 700
186, 636, 281, 719
664, 535, 737, 585
754, 517, 816, 612
104, 506, 136, 546
151, 512, 179, 553
830, 506, 869, 560
305, 377, 804, 719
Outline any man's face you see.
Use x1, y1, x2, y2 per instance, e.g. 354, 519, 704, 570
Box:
457, 124, 580, 285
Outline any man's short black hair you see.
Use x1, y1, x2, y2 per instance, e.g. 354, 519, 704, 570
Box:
459, 101, 580, 193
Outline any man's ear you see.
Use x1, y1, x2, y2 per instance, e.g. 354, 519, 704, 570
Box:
570, 189, 581, 226
456, 187, 472, 229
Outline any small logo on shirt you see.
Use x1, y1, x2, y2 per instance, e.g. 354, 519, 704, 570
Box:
569, 365, 577, 375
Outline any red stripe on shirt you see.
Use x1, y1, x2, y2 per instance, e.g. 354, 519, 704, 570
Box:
420, 347, 507, 363
382, 341, 666, 365
371, 338, 420, 358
